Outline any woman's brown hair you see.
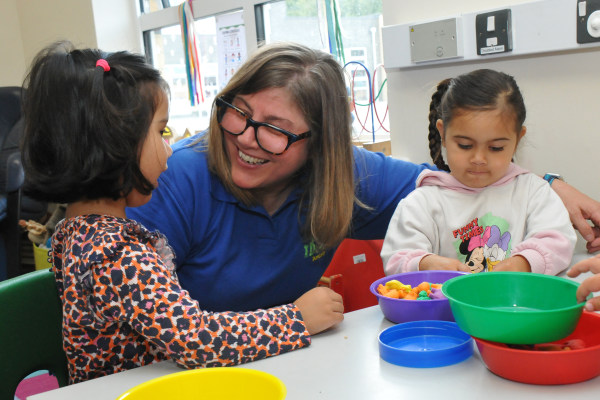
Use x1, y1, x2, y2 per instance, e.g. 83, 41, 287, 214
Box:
201, 42, 356, 249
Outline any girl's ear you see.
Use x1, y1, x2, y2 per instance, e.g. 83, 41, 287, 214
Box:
436, 119, 446, 146
513, 126, 526, 157
518, 126, 526, 141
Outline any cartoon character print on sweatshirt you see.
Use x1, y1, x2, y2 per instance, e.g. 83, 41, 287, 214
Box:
453, 213, 512, 272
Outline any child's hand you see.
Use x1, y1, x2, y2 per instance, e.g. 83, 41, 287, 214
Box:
419, 254, 470, 272
294, 287, 344, 335
491, 255, 531, 272
567, 256, 600, 310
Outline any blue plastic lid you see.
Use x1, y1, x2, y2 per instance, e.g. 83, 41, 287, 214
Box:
378, 320, 473, 368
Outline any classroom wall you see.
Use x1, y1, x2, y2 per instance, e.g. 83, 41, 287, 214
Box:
0, 0, 27, 86
0, 0, 139, 87
381, 0, 600, 251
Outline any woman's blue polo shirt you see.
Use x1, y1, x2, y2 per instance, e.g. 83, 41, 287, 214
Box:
127, 135, 428, 311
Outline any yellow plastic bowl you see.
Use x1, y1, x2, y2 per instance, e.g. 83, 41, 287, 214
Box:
116, 367, 286, 400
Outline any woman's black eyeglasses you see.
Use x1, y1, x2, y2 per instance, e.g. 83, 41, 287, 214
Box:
216, 96, 311, 155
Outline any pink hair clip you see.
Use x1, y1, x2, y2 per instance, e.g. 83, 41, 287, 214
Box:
96, 59, 110, 72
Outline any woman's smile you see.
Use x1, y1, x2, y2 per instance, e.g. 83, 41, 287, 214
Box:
238, 149, 267, 165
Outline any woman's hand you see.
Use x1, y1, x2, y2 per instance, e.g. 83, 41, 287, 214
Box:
567, 256, 600, 310
419, 254, 470, 272
552, 179, 600, 253
294, 287, 344, 335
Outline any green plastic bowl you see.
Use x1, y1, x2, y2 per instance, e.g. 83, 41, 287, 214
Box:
441, 272, 584, 344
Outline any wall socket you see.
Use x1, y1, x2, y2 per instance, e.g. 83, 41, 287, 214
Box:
577, 0, 600, 43
475, 9, 513, 55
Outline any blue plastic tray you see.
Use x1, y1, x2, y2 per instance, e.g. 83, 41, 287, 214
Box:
378, 320, 473, 368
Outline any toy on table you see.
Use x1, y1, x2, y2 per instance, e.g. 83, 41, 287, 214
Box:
376, 279, 444, 300
507, 339, 586, 352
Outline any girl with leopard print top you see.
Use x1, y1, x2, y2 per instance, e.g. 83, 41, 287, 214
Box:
21, 41, 343, 384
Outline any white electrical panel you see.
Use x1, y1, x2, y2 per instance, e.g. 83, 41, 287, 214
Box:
383, 0, 600, 69
409, 18, 463, 63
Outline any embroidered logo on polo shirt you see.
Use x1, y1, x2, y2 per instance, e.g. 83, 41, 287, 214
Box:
304, 240, 325, 262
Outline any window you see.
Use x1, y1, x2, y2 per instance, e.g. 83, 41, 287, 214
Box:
139, 0, 389, 143
255, 1, 325, 50
143, 12, 243, 137
145, 19, 215, 137
256, 0, 389, 143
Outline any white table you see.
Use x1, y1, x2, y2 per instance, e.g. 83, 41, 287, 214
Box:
30, 256, 599, 400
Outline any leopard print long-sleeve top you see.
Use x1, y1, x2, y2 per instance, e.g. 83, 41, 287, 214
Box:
51, 215, 310, 383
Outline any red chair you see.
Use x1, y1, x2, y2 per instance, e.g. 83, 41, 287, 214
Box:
319, 239, 385, 313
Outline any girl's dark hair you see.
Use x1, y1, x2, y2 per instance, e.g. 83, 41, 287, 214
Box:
427, 69, 526, 171
21, 41, 169, 203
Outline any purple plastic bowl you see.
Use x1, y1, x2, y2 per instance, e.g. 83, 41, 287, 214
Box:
370, 271, 467, 324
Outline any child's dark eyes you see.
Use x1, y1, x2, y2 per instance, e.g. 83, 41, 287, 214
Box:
457, 144, 504, 152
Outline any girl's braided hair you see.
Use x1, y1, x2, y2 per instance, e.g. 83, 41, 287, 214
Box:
428, 78, 452, 171
427, 69, 526, 172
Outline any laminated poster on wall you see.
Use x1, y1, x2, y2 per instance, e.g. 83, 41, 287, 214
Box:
217, 12, 247, 90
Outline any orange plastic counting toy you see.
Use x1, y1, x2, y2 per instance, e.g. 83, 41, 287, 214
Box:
377, 280, 443, 300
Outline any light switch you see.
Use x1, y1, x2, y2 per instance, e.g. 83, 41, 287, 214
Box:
487, 16, 495, 31
579, 1, 587, 17
476, 9, 512, 55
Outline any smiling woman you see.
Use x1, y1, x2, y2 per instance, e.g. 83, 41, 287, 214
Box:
220, 88, 312, 214
126, 42, 430, 315
204, 42, 357, 246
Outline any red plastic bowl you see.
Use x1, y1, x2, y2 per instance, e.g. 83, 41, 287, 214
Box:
475, 311, 600, 385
